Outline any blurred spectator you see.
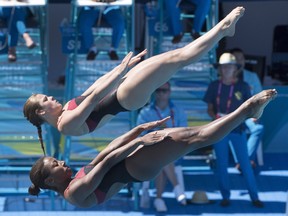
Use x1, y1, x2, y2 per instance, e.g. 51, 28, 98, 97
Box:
0, 7, 36, 62
137, 82, 187, 212
78, 6, 125, 60
164, 0, 211, 43
203, 53, 264, 208
230, 48, 264, 171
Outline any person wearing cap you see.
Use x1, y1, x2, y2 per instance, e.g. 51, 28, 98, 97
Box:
203, 52, 264, 208
230, 48, 264, 172
137, 82, 187, 212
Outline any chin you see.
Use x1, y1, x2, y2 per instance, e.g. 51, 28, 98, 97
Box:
56, 105, 63, 111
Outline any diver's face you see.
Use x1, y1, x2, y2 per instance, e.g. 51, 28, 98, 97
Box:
35, 94, 62, 115
43, 157, 72, 180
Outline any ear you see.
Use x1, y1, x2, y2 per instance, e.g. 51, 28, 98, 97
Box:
36, 109, 45, 116
44, 177, 55, 187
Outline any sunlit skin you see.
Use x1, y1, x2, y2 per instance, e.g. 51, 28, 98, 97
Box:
34, 94, 63, 127
27, 6, 279, 208
43, 157, 73, 179
24, 7, 246, 137
35, 94, 63, 114
148, 83, 186, 203
31, 50, 149, 136
29, 88, 278, 208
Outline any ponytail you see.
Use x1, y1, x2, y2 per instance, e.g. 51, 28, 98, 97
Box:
36, 125, 46, 156
28, 183, 40, 196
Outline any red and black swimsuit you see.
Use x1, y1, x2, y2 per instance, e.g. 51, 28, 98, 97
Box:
67, 90, 128, 132
65, 160, 141, 204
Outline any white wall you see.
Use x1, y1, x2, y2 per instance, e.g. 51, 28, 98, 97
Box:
222, 1, 288, 66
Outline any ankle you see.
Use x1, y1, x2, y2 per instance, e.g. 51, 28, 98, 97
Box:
8, 47, 17, 62
8, 47, 16, 52
23, 33, 35, 48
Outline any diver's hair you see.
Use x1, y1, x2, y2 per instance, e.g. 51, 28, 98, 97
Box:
37, 125, 46, 155
29, 157, 49, 196
23, 94, 46, 155
28, 183, 41, 196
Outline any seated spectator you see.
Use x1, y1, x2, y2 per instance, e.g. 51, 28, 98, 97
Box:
164, 0, 211, 43
0, 7, 36, 62
78, 6, 125, 61
137, 82, 187, 212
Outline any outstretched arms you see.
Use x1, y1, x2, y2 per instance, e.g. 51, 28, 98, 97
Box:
90, 116, 170, 165
67, 117, 170, 207
59, 51, 147, 134
59, 52, 131, 133
81, 49, 147, 97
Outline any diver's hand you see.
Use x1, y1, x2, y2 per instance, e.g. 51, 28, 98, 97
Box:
138, 116, 170, 132
140, 130, 169, 146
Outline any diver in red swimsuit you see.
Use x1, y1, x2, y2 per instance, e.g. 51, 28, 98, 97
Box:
23, 7, 246, 153
67, 90, 127, 132
28, 89, 277, 207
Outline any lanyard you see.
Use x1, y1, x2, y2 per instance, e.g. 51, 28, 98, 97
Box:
216, 81, 234, 114
154, 105, 175, 127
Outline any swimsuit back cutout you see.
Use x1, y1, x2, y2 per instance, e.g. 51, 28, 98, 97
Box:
67, 91, 128, 132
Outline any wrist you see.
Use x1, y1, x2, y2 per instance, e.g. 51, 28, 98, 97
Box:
137, 137, 145, 146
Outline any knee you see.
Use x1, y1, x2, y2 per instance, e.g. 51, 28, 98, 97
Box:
113, 22, 125, 35
257, 125, 264, 134
109, 17, 125, 32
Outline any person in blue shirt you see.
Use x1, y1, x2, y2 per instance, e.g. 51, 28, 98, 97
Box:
0, 7, 36, 62
203, 52, 263, 208
230, 48, 264, 171
78, 6, 125, 60
137, 82, 187, 212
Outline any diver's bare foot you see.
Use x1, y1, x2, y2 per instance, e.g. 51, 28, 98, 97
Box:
245, 89, 277, 119
221, 6, 245, 37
